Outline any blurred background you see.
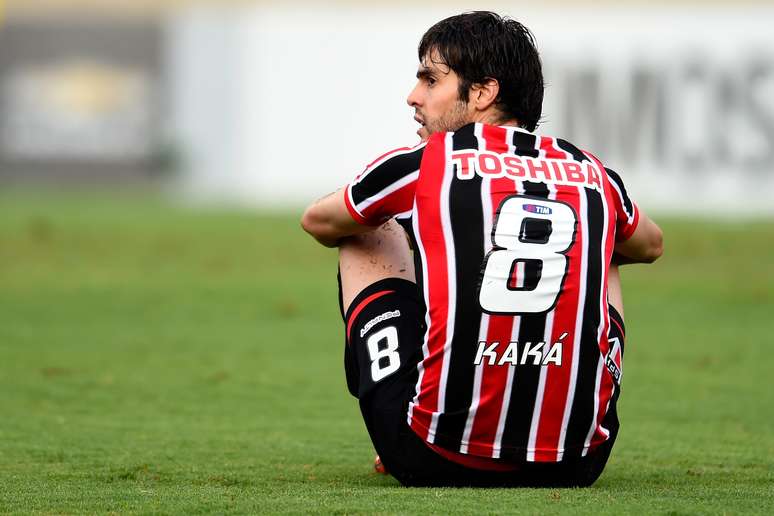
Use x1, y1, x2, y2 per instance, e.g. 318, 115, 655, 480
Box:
1, 0, 772, 212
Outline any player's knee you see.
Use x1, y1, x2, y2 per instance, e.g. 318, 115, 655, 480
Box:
339, 220, 415, 285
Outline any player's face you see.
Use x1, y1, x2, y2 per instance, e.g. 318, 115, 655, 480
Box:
407, 50, 472, 138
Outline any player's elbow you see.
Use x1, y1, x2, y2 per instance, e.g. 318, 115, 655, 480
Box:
615, 220, 664, 264
642, 226, 664, 263
301, 206, 338, 247
300, 206, 318, 236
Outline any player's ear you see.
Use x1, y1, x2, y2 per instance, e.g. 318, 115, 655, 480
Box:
471, 78, 500, 112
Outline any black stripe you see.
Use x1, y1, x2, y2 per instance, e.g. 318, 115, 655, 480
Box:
512, 131, 540, 158
512, 131, 549, 200
431, 126, 485, 451
498, 180, 549, 461
605, 167, 634, 218
555, 138, 591, 163
563, 187, 605, 458
350, 146, 424, 206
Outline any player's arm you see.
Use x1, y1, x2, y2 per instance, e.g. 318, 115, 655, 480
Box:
614, 210, 663, 264
301, 188, 374, 248
601, 164, 663, 265
303, 142, 424, 247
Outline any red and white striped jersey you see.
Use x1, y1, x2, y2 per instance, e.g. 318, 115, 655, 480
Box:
345, 123, 639, 463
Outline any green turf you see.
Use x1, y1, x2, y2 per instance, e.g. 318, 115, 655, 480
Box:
1, 190, 772, 514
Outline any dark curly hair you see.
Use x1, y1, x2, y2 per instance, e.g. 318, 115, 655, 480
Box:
418, 11, 544, 131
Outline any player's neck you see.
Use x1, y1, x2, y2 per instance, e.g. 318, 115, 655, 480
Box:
472, 110, 520, 129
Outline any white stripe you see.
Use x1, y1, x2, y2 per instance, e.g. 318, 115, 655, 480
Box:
536, 135, 547, 159
598, 395, 613, 442
345, 184, 359, 218
491, 128, 524, 459
546, 142, 582, 462
546, 181, 557, 198
491, 317, 520, 458
407, 198, 431, 429
598, 181, 610, 347
459, 312, 489, 454
582, 180, 611, 455
582, 357, 605, 456
354, 170, 419, 213
427, 132, 457, 442
556, 185, 588, 461
607, 175, 635, 224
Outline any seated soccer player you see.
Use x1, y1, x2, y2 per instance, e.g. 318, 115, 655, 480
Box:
302, 11, 663, 487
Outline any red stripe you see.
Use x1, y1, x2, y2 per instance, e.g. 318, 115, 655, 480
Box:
529, 138, 582, 462
588, 151, 617, 358
359, 180, 417, 224
584, 151, 619, 453
344, 185, 370, 225
409, 132, 450, 440
616, 204, 640, 242
465, 124, 515, 457
589, 365, 616, 450
533, 182, 584, 462
597, 158, 640, 243
425, 442, 520, 472
346, 290, 394, 341
540, 136, 565, 160
610, 313, 625, 339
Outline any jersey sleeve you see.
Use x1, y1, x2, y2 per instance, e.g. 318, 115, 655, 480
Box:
604, 167, 640, 242
344, 143, 426, 226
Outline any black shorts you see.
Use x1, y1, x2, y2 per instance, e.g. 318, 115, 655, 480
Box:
341, 277, 626, 488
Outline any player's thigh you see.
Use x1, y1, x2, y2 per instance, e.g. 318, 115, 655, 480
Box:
343, 277, 424, 403
338, 219, 415, 314
341, 279, 436, 473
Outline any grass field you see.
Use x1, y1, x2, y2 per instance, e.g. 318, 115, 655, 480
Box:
1, 189, 772, 514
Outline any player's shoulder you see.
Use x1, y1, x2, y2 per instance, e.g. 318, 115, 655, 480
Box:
575, 148, 625, 183
537, 132, 632, 192
566, 146, 635, 203
353, 141, 427, 184
364, 141, 426, 170
539, 133, 614, 174
523, 128, 591, 164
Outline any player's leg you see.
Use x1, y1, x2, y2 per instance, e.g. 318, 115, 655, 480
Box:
338, 219, 415, 314
339, 263, 441, 485
341, 277, 488, 487
337, 219, 422, 478
336, 220, 484, 486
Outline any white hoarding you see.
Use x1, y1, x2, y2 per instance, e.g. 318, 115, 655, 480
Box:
169, 4, 774, 214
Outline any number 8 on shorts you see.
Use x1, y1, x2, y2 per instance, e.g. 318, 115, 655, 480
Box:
366, 326, 401, 382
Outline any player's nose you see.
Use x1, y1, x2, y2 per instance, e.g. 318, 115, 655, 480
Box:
406, 82, 422, 107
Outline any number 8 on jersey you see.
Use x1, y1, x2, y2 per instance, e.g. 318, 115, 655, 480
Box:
479, 196, 578, 315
